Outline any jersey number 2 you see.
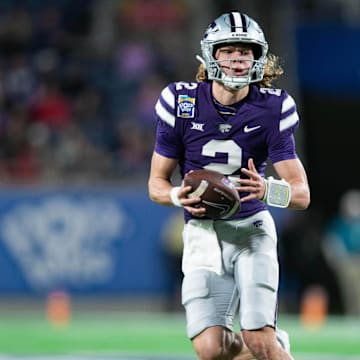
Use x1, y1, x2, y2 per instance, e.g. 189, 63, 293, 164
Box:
202, 140, 242, 175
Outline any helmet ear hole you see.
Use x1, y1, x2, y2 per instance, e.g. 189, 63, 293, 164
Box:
251, 44, 262, 60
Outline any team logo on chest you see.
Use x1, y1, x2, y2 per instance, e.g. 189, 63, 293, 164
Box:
177, 95, 196, 118
219, 123, 232, 133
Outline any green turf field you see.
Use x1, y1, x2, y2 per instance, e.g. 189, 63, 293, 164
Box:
0, 310, 359, 358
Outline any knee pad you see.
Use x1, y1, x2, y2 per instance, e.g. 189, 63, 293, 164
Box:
252, 252, 279, 291
182, 269, 210, 306
182, 270, 236, 338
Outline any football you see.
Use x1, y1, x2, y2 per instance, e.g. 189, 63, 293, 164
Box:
184, 169, 240, 220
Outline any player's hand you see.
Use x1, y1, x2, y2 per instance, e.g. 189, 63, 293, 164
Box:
237, 158, 266, 202
178, 183, 206, 217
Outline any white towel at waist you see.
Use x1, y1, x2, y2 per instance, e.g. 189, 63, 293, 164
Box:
182, 219, 223, 275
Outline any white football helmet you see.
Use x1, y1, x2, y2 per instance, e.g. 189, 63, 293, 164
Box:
198, 12, 268, 90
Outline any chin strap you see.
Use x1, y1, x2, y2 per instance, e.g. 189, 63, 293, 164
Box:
222, 77, 247, 90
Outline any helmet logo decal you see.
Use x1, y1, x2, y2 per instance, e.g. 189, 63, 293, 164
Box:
204, 22, 219, 38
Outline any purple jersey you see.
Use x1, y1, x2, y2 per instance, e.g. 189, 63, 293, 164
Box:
154, 81, 299, 220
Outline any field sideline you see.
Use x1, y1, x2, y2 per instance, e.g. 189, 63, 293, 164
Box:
0, 310, 359, 358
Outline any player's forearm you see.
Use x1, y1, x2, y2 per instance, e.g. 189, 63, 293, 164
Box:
148, 177, 175, 206
288, 181, 310, 210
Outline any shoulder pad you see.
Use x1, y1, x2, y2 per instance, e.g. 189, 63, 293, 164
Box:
259, 88, 299, 132
155, 84, 176, 127
155, 82, 200, 127
279, 92, 299, 132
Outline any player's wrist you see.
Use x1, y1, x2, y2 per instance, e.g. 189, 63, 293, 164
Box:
170, 186, 183, 207
261, 177, 268, 201
261, 176, 291, 208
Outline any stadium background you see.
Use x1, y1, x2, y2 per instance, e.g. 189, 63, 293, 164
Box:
0, 0, 359, 358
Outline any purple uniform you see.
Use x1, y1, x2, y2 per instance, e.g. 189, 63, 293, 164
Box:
154, 81, 299, 219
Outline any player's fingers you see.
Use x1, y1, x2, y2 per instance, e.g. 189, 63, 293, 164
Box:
248, 158, 256, 172
179, 185, 193, 195
182, 196, 201, 206
238, 185, 262, 195
240, 193, 257, 202
241, 168, 262, 185
240, 167, 257, 179
237, 178, 257, 185
249, 158, 260, 174
184, 205, 206, 217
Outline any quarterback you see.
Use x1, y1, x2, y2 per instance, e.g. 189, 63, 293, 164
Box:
148, 11, 310, 360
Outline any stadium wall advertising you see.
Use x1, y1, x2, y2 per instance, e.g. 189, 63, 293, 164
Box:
0, 187, 290, 297
0, 187, 178, 296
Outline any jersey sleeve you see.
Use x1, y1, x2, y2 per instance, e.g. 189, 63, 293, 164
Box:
153, 83, 184, 159
268, 91, 300, 164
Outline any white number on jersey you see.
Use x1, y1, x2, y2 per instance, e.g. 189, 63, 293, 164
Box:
260, 88, 282, 96
202, 140, 242, 175
175, 82, 198, 91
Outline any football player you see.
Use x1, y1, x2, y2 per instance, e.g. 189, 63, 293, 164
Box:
148, 11, 310, 360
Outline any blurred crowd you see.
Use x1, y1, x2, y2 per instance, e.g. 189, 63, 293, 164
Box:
0, 0, 191, 185
0, 0, 358, 186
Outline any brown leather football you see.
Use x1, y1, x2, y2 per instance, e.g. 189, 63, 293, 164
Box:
184, 169, 240, 219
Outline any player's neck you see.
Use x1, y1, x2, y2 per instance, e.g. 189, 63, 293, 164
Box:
212, 81, 249, 106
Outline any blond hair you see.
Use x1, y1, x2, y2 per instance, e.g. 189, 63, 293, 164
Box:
195, 53, 284, 88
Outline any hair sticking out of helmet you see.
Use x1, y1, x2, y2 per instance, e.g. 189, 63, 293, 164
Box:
197, 12, 268, 90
